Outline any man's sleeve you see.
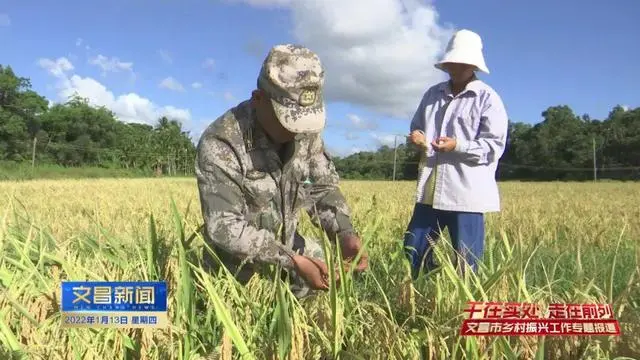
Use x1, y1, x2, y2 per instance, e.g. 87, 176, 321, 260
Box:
304, 135, 355, 241
453, 91, 509, 165
410, 89, 429, 133
195, 135, 296, 269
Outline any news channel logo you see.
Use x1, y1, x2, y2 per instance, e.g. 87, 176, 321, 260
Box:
60, 281, 168, 328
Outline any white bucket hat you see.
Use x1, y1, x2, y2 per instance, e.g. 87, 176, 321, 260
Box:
435, 29, 490, 74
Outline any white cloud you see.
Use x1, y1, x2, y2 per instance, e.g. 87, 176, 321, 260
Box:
372, 133, 399, 147
237, 0, 454, 119
202, 58, 216, 70
38, 57, 191, 126
159, 77, 185, 92
345, 132, 359, 140
191, 82, 203, 89
76, 38, 91, 50
327, 145, 364, 157
38, 58, 75, 77
0, 13, 10, 27
347, 114, 378, 130
223, 91, 236, 102
88, 54, 135, 78
239, 0, 292, 6
158, 49, 173, 64
621, 105, 630, 112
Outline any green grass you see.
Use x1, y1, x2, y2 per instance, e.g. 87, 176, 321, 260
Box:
0, 161, 162, 181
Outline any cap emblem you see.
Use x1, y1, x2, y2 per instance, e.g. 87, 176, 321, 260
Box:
299, 89, 316, 106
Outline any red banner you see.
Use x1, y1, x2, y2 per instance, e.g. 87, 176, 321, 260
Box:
460, 302, 621, 336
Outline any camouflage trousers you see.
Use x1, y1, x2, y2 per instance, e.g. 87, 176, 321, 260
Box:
202, 231, 326, 299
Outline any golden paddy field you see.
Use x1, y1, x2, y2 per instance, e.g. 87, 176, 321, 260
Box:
0, 178, 638, 359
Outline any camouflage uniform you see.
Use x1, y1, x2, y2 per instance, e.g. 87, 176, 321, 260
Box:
195, 44, 356, 298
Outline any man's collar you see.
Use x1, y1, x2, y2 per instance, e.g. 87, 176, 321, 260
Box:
439, 75, 482, 96
248, 109, 275, 150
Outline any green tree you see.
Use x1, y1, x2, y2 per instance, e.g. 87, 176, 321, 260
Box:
0, 65, 48, 161
1, 63, 638, 181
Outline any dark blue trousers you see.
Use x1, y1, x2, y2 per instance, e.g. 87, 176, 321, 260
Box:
403, 203, 485, 278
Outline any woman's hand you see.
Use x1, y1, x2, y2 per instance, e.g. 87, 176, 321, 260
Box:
431, 136, 457, 152
408, 130, 427, 149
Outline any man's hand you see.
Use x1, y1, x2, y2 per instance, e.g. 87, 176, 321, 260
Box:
340, 233, 368, 272
431, 136, 456, 152
291, 254, 338, 290
408, 130, 427, 149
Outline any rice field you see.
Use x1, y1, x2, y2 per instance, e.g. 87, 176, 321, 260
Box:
0, 178, 639, 360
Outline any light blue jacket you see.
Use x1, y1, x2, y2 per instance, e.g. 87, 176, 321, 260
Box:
410, 79, 509, 213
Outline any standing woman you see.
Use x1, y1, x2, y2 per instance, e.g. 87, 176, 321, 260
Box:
404, 29, 509, 278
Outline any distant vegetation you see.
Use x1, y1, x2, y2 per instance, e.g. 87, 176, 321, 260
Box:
331, 105, 640, 181
0, 65, 196, 180
1, 64, 639, 181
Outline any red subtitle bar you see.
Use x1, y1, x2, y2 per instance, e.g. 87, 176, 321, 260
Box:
460, 319, 621, 336
462, 302, 615, 320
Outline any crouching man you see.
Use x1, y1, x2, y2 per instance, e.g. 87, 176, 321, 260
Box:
195, 44, 368, 298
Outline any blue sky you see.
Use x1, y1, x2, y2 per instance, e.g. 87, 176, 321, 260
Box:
1, 0, 638, 156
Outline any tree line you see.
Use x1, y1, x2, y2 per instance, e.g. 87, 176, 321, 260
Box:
332, 105, 640, 181
0, 65, 196, 176
1, 64, 639, 181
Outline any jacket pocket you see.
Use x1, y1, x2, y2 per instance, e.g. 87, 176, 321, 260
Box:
291, 168, 312, 212
243, 172, 278, 210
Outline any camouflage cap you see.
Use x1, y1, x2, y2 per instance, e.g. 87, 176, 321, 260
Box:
257, 44, 326, 134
